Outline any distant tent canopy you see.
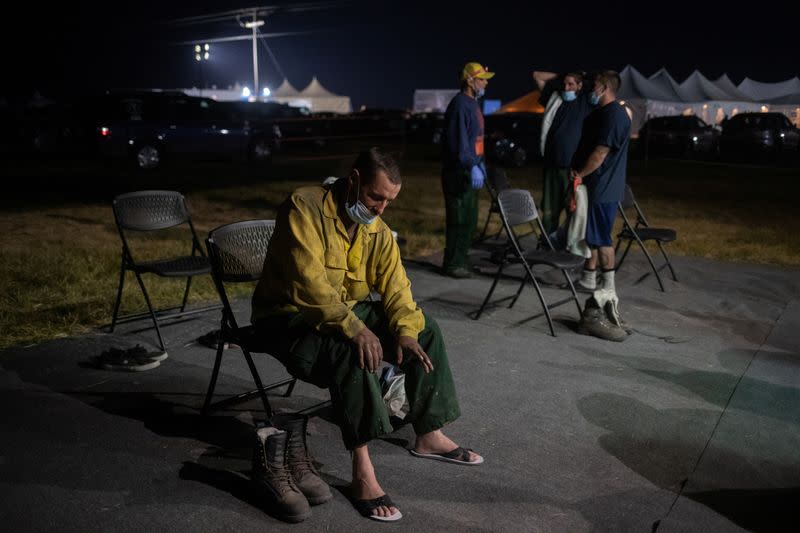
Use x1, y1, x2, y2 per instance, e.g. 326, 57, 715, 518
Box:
270, 77, 352, 113
616, 65, 800, 133
179, 77, 352, 113
495, 90, 544, 114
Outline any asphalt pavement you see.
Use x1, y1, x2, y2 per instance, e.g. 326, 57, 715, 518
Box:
1, 251, 798, 532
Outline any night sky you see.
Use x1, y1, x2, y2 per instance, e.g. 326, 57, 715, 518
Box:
4, 0, 798, 109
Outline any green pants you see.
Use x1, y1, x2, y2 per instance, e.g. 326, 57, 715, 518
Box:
442, 186, 478, 272
256, 302, 461, 449
541, 167, 571, 234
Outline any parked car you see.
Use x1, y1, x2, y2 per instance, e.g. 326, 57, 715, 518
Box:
484, 112, 542, 167
719, 112, 800, 158
91, 91, 286, 169
407, 112, 444, 144
637, 115, 719, 158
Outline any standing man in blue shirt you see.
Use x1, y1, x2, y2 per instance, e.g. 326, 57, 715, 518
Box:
534, 70, 595, 235
440, 62, 494, 278
570, 70, 631, 293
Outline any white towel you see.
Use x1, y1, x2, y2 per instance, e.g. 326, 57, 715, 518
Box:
539, 92, 563, 157
566, 184, 591, 258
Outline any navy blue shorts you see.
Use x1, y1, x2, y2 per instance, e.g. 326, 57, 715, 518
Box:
585, 202, 618, 247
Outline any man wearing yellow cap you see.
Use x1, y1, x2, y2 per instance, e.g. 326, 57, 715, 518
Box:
440, 62, 495, 278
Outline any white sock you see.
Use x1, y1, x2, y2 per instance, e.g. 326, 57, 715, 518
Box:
601, 269, 615, 291
580, 269, 597, 289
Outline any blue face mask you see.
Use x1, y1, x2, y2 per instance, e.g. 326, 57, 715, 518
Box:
562, 90, 577, 102
475, 87, 485, 99
590, 92, 601, 105
345, 177, 377, 225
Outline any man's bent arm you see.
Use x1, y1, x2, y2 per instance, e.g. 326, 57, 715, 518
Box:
368, 231, 424, 340
533, 71, 558, 91
573, 145, 610, 180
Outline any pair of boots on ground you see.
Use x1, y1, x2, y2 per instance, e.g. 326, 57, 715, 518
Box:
577, 269, 630, 342
252, 413, 331, 523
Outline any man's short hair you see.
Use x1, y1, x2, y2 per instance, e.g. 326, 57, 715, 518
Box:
564, 71, 584, 85
595, 70, 621, 93
353, 147, 401, 185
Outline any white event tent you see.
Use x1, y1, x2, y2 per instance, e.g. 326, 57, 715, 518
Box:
270, 77, 352, 113
618, 65, 800, 134
182, 77, 352, 113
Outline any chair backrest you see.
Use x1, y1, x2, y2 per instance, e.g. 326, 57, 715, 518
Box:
496, 189, 551, 252
497, 189, 539, 226
112, 190, 204, 263
113, 190, 190, 231
618, 185, 649, 227
621, 185, 636, 210
206, 220, 275, 284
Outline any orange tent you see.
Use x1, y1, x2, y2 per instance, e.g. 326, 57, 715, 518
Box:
495, 90, 544, 114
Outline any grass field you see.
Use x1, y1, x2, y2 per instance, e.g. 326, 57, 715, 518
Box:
1, 148, 799, 350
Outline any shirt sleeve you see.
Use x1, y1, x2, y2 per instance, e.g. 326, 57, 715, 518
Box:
280, 195, 365, 338
446, 98, 479, 171
599, 107, 630, 151
368, 229, 425, 340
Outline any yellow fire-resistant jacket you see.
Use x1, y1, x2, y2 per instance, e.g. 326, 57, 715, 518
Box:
251, 181, 424, 340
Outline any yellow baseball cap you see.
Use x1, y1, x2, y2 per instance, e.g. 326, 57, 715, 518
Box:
462, 62, 495, 81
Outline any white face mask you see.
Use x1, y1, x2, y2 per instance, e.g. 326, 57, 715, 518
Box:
471, 78, 486, 98
345, 175, 377, 225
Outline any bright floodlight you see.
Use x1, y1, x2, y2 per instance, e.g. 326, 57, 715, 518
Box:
242, 86, 251, 98
195, 44, 201, 53
204, 52, 210, 60
204, 43, 210, 51
262, 87, 271, 97
244, 20, 265, 28
195, 53, 201, 61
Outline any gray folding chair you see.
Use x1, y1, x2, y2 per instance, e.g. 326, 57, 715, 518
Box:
475, 189, 584, 336
110, 190, 220, 353
202, 219, 298, 417
615, 185, 678, 292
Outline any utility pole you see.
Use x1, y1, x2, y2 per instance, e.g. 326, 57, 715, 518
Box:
244, 14, 265, 98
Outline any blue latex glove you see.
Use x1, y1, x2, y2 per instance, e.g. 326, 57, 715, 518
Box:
470, 164, 486, 189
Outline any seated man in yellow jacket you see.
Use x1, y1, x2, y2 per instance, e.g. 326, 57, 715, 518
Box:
252, 147, 483, 522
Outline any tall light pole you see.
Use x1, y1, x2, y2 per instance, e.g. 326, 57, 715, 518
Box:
194, 43, 210, 96
243, 16, 265, 97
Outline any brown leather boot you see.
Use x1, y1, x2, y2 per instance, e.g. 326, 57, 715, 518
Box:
272, 413, 333, 505
252, 427, 311, 522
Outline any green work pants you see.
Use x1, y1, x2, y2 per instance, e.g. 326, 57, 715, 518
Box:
256, 301, 461, 450
541, 166, 571, 234
442, 186, 478, 272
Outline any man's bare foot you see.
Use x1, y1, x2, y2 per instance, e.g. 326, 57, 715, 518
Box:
352, 445, 400, 519
413, 429, 483, 463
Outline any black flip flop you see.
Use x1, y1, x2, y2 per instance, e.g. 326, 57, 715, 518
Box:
409, 446, 484, 465
353, 494, 402, 522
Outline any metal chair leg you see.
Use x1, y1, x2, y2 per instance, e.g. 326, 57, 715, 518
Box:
180, 276, 193, 312
202, 339, 226, 416
657, 241, 679, 282
523, 263, 556, 336
241, 347, 273, 419
110, 263, 126, 333
616, 238, 634, 271
133, 271, 167, 352
633, 236, 666, 292
508, 268, 529, 309
562, 269, 583, 315
475, 260, 506, 320
283, 378, 298, 398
